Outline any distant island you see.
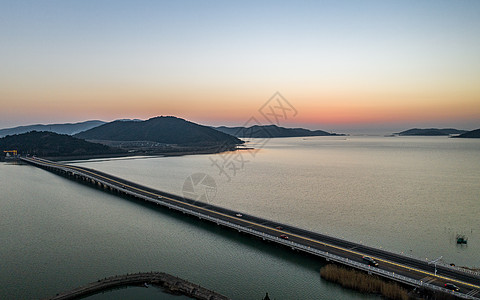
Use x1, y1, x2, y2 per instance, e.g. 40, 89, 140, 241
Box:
396, 128, 466, 136
452, 128, 480, 138
0, 120, 105, 138
215, 124, 344, 138
0, 131, 120, 158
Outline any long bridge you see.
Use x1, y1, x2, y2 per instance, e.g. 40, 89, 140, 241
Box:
21, 156, 480, 299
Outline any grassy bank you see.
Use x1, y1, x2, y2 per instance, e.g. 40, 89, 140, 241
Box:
320, 264, 410, 300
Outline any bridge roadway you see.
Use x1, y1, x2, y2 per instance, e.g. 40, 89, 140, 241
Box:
21, 157, 480, 299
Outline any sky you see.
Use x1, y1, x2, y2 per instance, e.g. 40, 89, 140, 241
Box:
1, 0, 479, 133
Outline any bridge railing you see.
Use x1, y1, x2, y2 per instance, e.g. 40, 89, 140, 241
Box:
379, 246, 479, 278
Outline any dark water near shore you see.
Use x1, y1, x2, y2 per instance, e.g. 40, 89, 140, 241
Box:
1, 136, 479, 299
86, 286, 191, 300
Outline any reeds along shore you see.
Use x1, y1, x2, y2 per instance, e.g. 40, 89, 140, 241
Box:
320, 264, 409, 300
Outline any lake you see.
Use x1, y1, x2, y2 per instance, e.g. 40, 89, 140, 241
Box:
1, 136, 478, 299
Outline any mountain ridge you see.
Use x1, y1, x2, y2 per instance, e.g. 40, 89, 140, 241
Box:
75, 116, 244, 147
452, 128, 480, 138
215, 124, 344, 138
396, 128, 466, 136
0, 120, 106, 138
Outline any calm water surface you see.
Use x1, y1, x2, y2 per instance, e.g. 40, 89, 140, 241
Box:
72, 136, 480, 266
1, 136, 479, 299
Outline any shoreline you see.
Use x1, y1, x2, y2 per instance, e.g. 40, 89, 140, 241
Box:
26, 146, 248, 162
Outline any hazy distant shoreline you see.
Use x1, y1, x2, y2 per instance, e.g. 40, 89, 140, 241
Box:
40, 147, 244, 162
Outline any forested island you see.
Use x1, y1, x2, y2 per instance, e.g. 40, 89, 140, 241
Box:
215, 124, 344, 138
453, 128, 480, 138
397, 128, 466, 136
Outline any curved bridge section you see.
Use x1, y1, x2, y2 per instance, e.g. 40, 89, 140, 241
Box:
22, 157, 480, 300
45, 272, 230, 300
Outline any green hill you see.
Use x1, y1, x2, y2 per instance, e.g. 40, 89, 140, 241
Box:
75, 116, 243, 146
453, 128, 480, 138
215, 125, 343, 138
397, 128, 466, 136
0, 131, 119, 157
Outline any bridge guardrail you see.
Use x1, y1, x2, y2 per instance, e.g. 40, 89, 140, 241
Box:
387, 248, 479, 278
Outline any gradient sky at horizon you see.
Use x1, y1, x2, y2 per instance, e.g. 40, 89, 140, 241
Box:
1, 1, 479, 133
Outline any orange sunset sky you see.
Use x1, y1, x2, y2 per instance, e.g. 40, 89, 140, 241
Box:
1, 1, 479, 133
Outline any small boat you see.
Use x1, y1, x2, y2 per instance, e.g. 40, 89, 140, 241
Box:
456, 234, 468, 244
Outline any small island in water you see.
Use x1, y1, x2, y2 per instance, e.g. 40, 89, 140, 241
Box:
396, 128, 466, 136
395, 127, 480, 138
215, 124, 344, 138
453, 128, 480, 138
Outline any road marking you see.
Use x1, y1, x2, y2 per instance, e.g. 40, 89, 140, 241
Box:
24, 158, 480, 290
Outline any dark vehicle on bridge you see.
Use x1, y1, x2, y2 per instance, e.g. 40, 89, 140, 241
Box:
445, 283, 460, 291
275, 226, 283, 230
280, 234, 289, 240
362, 256, 378, 267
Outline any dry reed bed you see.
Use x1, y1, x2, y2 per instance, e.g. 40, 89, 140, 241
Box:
320, 264, 410, 300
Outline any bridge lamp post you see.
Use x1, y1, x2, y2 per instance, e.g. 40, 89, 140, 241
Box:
428, 256, 443, 276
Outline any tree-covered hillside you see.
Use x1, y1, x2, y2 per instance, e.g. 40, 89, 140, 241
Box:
75, 116, 243, 146
0, 131, 120, 157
